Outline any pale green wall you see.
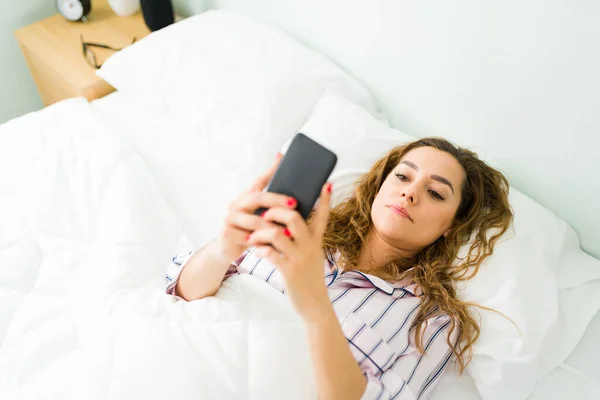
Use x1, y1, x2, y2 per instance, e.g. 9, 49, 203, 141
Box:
0, 1, 56, 125
172, 0, 209, 17
0, 1, 205, 126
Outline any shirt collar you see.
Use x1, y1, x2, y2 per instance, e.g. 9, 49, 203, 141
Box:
327, 251, 420, 296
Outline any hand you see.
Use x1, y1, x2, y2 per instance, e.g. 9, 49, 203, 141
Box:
248, 182, 333, 323
213, 153, 298, 264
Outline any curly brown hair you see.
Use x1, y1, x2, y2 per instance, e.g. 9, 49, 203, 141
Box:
321, 137, 514, 373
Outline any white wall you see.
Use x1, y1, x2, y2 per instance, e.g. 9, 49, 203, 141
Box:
0, 1, 56, 124
202, 0, 600, 257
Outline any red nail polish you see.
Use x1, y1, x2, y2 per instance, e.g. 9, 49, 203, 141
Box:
261, 211, 267, 218
246, 234, 251, 241
327, 183, 332, 193
283, 228, 292, 237
287, 198, 297, 207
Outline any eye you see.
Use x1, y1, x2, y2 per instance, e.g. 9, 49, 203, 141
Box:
394, 172, 408, 182
429, 190, 445, 201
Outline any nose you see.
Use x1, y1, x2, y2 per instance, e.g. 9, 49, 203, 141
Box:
401, 186, 416, 204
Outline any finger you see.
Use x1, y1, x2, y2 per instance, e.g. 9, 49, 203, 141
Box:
247, 152, 283, 192
261, 207, 309, 243
255, 245, 288, 269
225, 210, 281, 233
221, 224, 253, 246
248, 227, 299, 259
234, 191, 297, 214
310, 182, 333, 237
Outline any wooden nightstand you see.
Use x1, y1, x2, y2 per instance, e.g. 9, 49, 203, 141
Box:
14, 0, 151, 106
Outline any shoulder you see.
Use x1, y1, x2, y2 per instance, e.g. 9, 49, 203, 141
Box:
413, 310, 459, 351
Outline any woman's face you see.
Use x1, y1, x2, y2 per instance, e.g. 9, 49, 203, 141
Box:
371, 146, 465, 253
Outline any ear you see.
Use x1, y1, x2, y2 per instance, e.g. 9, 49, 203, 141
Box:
443, 226, 452, 238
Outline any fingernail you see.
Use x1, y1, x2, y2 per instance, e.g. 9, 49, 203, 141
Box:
327, 183, 332, 193
260, 211, 267, 218
276, 152, 282, 159
287, 198, 297, 207
246, 234, 251, 241
283, 228, 292, 237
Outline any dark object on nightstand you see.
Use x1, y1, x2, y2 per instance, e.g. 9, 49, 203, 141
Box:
140, 0, 174, 32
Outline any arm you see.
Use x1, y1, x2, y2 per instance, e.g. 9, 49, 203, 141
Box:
165, 152, 294, 301
304, 302, 368, 400
165, 247, 248, 301
248, 183, 368, 399
169, 241, 241, 301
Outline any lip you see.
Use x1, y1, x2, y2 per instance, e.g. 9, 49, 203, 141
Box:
388, 205, 413, 222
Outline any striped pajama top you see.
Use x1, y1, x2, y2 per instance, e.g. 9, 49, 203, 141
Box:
166, 247, 456, 400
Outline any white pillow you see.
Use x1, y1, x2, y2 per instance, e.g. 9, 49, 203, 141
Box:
96, 10, 377, 247
97, 10, 376, 162
283, 86, 600, 400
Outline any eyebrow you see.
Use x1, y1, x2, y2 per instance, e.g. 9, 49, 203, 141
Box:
399, 160, 455, 195
431, 175, 455, 195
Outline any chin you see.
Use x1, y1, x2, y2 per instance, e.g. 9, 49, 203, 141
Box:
373, 214, 410, 239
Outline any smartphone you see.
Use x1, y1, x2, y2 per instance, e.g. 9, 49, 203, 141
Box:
256, 133, 337, 220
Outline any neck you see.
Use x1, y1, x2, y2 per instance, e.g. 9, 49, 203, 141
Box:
357, 229, 417, 273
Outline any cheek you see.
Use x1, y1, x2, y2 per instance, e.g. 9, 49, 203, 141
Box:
370, 190, 393, 229
370, 194, 384, 220
371, 186, 393, 215
420, 204, 456, 232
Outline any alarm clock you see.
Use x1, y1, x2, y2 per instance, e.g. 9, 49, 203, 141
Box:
56, 0, 92, 22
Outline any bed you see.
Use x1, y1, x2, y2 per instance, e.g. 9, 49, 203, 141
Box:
1, 3, 599, 399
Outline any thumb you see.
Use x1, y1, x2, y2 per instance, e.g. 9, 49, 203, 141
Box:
310, 182, 333, 237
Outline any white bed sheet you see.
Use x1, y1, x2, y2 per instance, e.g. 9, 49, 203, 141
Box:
0, 92, 598, 399
564, 309, 600, 385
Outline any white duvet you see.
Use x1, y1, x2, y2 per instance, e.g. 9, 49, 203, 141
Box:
0, 98, 317, 399
1, 97, 599, 400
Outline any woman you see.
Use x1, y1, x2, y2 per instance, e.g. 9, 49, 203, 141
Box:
165, 137, 513, 400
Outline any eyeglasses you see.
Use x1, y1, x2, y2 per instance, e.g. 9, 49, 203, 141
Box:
80, 35, 136, 69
